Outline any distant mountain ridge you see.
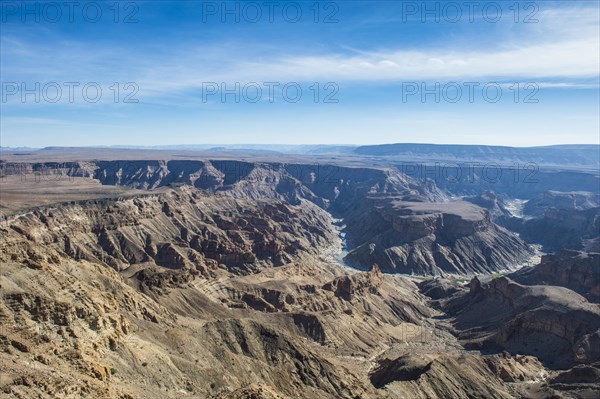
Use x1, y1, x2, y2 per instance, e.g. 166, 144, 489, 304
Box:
354, 143, 600, 168
34, 144, 358, 155
0, 146, 40, 152
3, 143, 599, 168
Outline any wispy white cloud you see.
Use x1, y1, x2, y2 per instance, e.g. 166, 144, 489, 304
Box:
132, 6, 600, 98
1, 4, 598, 103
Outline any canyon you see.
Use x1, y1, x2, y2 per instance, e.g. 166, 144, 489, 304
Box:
0, 149, 599, 398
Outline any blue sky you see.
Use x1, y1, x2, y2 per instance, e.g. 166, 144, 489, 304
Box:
1, 0, 599, 147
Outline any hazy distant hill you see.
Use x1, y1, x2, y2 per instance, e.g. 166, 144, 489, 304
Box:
0, 146, 40, 152
29, 144, 357, 155
354, 143, 600, 168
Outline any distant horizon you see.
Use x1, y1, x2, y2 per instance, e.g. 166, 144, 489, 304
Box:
2, 142, 599, 151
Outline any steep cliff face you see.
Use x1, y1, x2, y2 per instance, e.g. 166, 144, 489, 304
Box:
404, 165, 600, 199
0, 186, 337, 276
1, 160, 536, 276
442, 277, 600, 369
342, 196, 533, 275
510, 250, 600, 303
464, 190, 512, 219
86, 160, 536, 276
0, 160, 445, 206
501, 206, 600, 251
523, 190, 600, 217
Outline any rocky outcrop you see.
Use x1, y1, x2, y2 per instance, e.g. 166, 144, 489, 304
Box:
322, 264, 384, 301
0, 160, 443, 204
501, 206, 600, 251
210, 385, 287, 399
0, 252, 168, 398
510, 250, 600, 303
465, 190, 511, 219
370, 354, 434, 387
523, 190, 600, 217
343, 196, 533, 275
369, 352, 546, 398
418, 278, 466, 300
200, 318, 353, 397
442, 277, 600, 369
0, 186, 336, 277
